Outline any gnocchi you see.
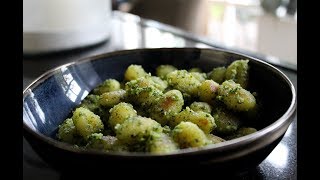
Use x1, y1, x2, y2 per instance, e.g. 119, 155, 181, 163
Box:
57, 60, 259, 154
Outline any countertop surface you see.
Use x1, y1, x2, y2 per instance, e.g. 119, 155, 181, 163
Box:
23, 11, 297, 180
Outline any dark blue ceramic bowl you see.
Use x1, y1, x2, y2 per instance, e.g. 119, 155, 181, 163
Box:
23, 48, 296, 174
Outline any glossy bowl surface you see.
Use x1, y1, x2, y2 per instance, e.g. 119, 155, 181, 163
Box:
23, 48, 296, 174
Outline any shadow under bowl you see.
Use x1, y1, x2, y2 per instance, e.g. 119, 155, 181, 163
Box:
23, 48, 296, 175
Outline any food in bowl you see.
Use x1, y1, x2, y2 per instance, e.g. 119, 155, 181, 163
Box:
23, 48, 296, 172
56, 59, 260, 154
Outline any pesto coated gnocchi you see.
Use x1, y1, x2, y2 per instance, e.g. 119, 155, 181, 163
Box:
57, 60, 259, 154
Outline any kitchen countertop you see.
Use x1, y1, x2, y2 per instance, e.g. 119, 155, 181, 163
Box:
23, 11, 297, 180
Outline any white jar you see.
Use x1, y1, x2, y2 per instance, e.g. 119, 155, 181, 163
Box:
23, 0, 112, 54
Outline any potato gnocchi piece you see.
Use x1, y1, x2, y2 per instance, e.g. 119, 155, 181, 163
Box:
212, 107, 241, 135
99, 89, 126, 107
125, 77, 163, 106
148, 75, 168, 91
78, 94, 100, 114
225, 127, 257, 140
72, 107, 104, 139
172, 121, 209, 148
225, 60, 249, 88
189, 102, 212, 114
206, 134, 226, 144
127, 86, 162, 107
217, 80, 256, 112
150, 90, 184, 125
146, 132, 178, 154
125, 74, 168, 92
93, 79, 121, 95
109, 102, 137, 130
190, 72, 207, 82
125, 76, 154, 89
170, 107, 216, 134
57, 118, 77, 144
86, 133, 128, 152
124, 64, 148, 81
236, 127, 257, 136
115, 116, 163, 145
208, 67, 226, 84
198, 80, 220, 103
79, 94, 110, 124
167, 70, 201, 97
156, 65, 178, 79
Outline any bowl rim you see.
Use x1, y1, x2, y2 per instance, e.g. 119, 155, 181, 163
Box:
23, 47, 297, 157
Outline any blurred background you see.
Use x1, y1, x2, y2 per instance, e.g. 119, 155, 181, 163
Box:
114, 0, 297, 65
23, 0, 297, 65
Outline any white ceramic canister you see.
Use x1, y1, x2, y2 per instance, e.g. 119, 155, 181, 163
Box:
23, 0, 112, 54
